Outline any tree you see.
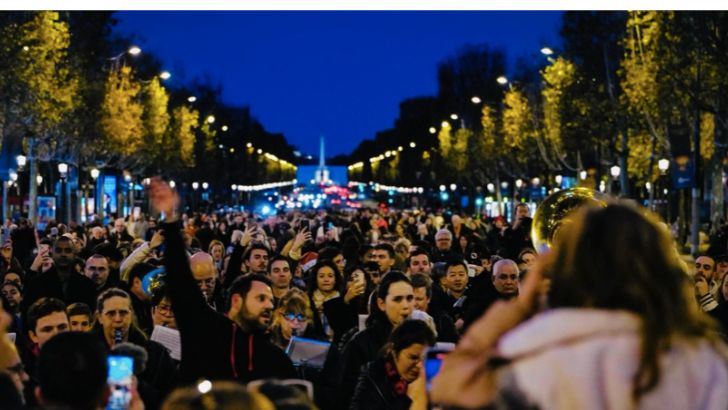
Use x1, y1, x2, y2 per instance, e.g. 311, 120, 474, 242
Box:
0, 11, 80, 225
141, 77, 170, 164
168, 105, 199, 168
100, 65, 143, 158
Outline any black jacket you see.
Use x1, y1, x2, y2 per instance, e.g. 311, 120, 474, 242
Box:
338, 316, 393, 409
162, 222, 295, 384
309, 294, 358, 344
21, 267, 97, 316
349, 358, 412, 410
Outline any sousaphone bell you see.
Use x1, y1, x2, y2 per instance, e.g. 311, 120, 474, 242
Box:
531, 187, 607, 253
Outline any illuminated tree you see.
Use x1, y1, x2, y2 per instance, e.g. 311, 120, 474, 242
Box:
168, 105, 199, 167
142, 77, 170, 157
100, 66, 143, 157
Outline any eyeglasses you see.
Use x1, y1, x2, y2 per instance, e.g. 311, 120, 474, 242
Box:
155, 303, 174, 317
283, 313, 306, 322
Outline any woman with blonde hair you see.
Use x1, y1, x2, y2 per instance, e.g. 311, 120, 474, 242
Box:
270, 288, 321, 349
432, 202, 728, 409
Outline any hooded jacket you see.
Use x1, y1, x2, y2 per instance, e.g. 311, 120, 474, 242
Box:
162, 222, 295, 384
433, 309, 728, 410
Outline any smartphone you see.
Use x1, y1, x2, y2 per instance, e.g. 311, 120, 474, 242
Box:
425, 346, 454, 392
107, 355, 134, 410
39, 244, 50, 256
300, 219, 310, 231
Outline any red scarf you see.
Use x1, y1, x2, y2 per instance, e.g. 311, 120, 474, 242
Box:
384, 357, 409, 396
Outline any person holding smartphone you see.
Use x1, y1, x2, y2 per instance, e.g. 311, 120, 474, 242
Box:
350, 319, 435, 410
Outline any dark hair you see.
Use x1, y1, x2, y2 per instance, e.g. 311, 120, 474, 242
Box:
37, 332, 108, 410
150, 282, 170, 307
244, 243, 270, 262
229, 273, 273, 305
128, 262, 158, 283
268, 254, 291, 273
410, 273, 432, 299
255, 380, 317, 410
517, 248, 536, 264
27, 297, 67, 333
53, 235, 73, 250
407, 248, 431, 267
367, 271, 411, 329
66, 302, 92, 318
444, 259, 468, 275
388, 319, 435, 356
318, 246, 342, 262
307, 260, 342, 294
373, 243, 395, 259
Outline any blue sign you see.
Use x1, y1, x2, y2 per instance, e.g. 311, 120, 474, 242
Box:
671, 159, 694, 189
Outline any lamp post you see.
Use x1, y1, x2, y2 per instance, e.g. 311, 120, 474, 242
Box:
192, 182, 199, 210
90, 168, 100, 218
610, 165, 621, 195
658, 158, 670, 219
58, 163, 68, 224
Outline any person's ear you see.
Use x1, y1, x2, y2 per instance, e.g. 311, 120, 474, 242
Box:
377, 297, 386, 312
231, 293, 243, 311
28, 330, 39, 345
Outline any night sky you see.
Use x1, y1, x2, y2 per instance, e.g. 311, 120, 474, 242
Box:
114, 11, 563, 158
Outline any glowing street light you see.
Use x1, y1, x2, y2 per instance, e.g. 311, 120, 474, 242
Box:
90, 168, 100, 180
57, 162, 68, 177
206, 115, 215, 124
439, 185, 446, 192
515, 179, 523, 189
15, 155, 26, 169
555, 174, 563, 185
202, 182, 209, 190
187, 96, 197, 103
169, 180, 176, 189
497, 75, 509, 85
159, 71, 171, 80
221, 125, 228, 132
610, 165, 621, 178
128, 45, 142, 56
450, 183, 457, 191
192, 182, 199, 190
409, 142, 416, 148
579, 170, 587, 180
429, 127, 437, 134
450, 114, 459, 120
471, 96, 482, 104
540, 47, 554, 56
658, 158, 670, 173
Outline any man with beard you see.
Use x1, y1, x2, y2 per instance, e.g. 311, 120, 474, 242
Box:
151, 178, 295, 383
22, 236, 96, 312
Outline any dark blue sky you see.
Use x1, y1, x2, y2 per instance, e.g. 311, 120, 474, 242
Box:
114, 11, 563, 157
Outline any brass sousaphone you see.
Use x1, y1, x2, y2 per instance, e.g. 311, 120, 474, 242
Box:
531, 187, 607, 253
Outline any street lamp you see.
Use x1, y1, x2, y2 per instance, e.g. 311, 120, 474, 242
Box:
450, 114, 459, 120
610, 165, 621, 178
515, 179, 523, 189
192, 182, 199, 190
36, 175, 43, 186
658, 158, 670, 173
128, 45, 142, 56
439, 185, 446, 192
450, 183, 457, 191
555, 174, 563, 185
579, 170, 587, 180
58, 163, 68, 224
90, 168, 100, 180
471, 96, 482, 104
188, 96, 197, 103
206, 115, 215, 124
202, 182, 209, 190
169, 180, 176, 189
496, 75, 509, 85
487, 183, 495, 193
409, 142, 416, 148
159, 71, 171, 81
540, 47, 554, 56
16, 155, 26, 170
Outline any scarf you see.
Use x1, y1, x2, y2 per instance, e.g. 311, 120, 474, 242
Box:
384, 356, 409, 396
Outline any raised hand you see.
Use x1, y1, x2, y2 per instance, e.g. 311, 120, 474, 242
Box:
148, 178, 179, 221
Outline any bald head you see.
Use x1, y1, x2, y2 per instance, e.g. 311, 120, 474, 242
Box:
190, 252, 217, 301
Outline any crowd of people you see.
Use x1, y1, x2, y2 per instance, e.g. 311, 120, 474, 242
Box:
1, 179, 728, 409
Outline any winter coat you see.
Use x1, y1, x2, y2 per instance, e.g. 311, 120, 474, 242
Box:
349, 358, 412, 410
